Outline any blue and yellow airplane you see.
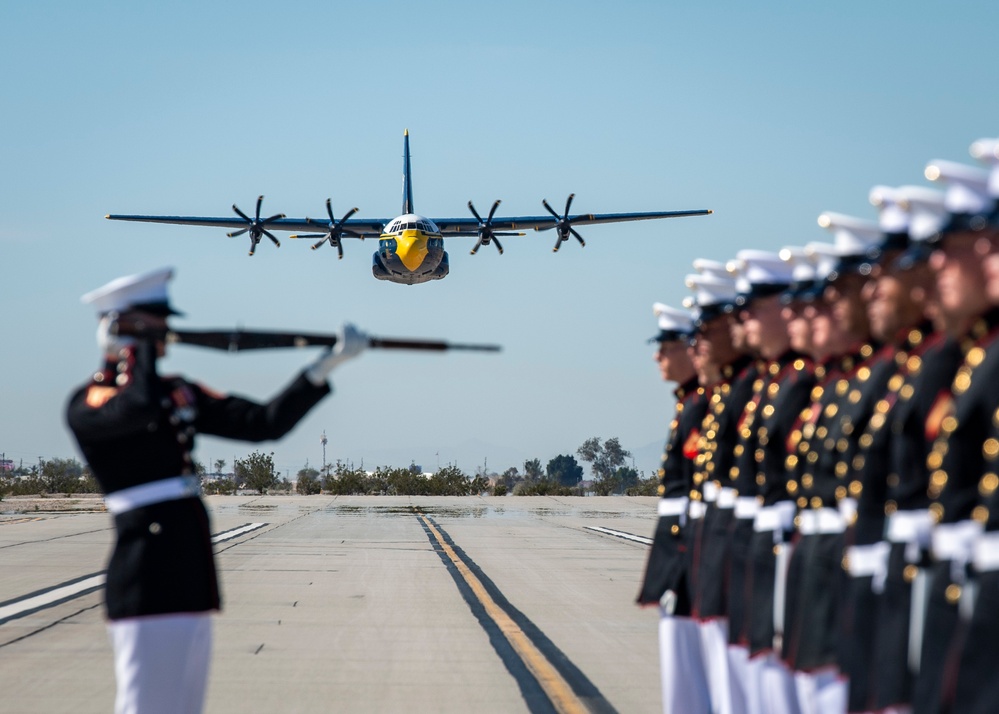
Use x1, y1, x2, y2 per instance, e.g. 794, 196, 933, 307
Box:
107, 131, 712, 285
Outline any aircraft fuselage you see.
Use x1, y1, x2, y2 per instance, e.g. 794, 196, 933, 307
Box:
371, 213, 449, 284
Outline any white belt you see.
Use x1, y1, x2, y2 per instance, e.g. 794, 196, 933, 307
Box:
703, 481, 720, 503
886, 509, 933, 546
735, 497, 760, 520
838, 497, 857, 525
688, 501, 707, 520
104, 475, 201, 515
716, 487, 737, 509
932, 520, 983, 562
846, 542, 890, 578
798, 508, 846, 535
754, 501, 797, 532
658, 497, 689, 518
754, 506, 781, 532
973, 530, 999, 572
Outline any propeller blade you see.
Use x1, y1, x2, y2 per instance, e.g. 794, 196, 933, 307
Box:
542, 199, 559, 219
570, 227, 586, 247
262, 230, 281, 248
311, 238, 327, 250
339, 207, 359, 224
227, 228, 249, 238
468, 200, 483, 223
325, 198, 335, 222
563, 193, 575, 217
470, 237, 485, 255
493, 237, 504, 255
232, 205, 251, 222
262, 213, 285, 224
254, 195, 264, 220
336, 242, 344, 260
487, 199, 501, 222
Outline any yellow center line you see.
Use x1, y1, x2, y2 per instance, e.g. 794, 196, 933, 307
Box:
418, 514, 588, 714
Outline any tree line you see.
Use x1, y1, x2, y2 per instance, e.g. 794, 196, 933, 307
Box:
0, 436, 658, 500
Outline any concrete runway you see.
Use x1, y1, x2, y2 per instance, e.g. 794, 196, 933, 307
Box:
0, 495, 664, 713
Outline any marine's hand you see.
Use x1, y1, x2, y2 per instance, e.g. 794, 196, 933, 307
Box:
97, 314, 135, 357
306, 323, 368, 385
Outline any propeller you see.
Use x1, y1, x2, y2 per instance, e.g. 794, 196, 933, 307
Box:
468, 200, 505, 255
541, 193, 586, 252
227, 196, 285, 256
293, 199, 360, 259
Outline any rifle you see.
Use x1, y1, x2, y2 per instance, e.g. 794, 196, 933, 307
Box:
112, 322, 501, 354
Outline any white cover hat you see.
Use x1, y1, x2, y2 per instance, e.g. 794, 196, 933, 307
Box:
81, 267, 180, 316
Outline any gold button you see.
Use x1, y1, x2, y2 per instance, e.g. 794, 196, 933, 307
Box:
945, 584, 962, 605
984, 439, 999, 460
835, 462, 849, 478
888, 375, 905, 392
802, 475, 814, 489
774, 545, 781, 556
973, 506, 989, 523
767, 384, 780, 398
797, 497, 808, 508
787, 480, 799, 494
671, 524, 681, 535
954, 371, 972, 394
900, 384, 915, 400
885, 500, 898, 515
853, 455, 866, 470
859, 434, 874, 449
941, 416, 959, 433
734, 444, 745, 457
903, 565, 918, 583
786, 455, 799, 470
825, 403, 839, 418
762, 404, 775, 418
835, 486, 847, 500
908, 329, 924, 346
810, 497, 823, 509
836, 380, 849, 397
816, 426, 828, 439
849, 390, 862, 404
981, 473, 999, 497
756, 474, 766, 486
857, 366, 871, 382
887, 474, 899, 488
907, 355, 922, 372
967, 346, 986, 367
928, 452, 944, 470
849, 481, 862, 496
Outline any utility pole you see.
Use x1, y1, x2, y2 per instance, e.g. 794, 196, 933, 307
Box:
321, 431, 328, 478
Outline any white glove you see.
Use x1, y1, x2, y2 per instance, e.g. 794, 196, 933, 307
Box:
306, 323, 368, 386
97, 315, 135, 358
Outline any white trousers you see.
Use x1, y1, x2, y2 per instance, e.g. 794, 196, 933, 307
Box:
107, 612, 213, 714
660, 614, 711, 713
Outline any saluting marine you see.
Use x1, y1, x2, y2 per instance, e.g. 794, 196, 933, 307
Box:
65, 268, 366, 714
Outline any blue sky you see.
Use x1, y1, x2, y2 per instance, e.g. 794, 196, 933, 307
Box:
2, 1, 998, 480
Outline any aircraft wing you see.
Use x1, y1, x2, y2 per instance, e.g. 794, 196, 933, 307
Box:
434, 209, 712, 235
105, 214, 389, 238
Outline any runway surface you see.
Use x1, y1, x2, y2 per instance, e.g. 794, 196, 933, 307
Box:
0, 495, 663, 713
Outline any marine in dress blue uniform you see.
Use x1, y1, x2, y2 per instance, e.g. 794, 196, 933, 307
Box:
65, 268, 365, 714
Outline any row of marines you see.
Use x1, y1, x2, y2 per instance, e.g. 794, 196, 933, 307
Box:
637, 136, 999, 714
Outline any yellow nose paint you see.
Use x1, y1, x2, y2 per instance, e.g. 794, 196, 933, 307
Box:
394, 230, 429, 271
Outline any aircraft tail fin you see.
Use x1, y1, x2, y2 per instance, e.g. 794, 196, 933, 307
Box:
402, 129, 414, 214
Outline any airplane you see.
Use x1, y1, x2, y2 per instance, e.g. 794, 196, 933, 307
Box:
106, 131, 712, 286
